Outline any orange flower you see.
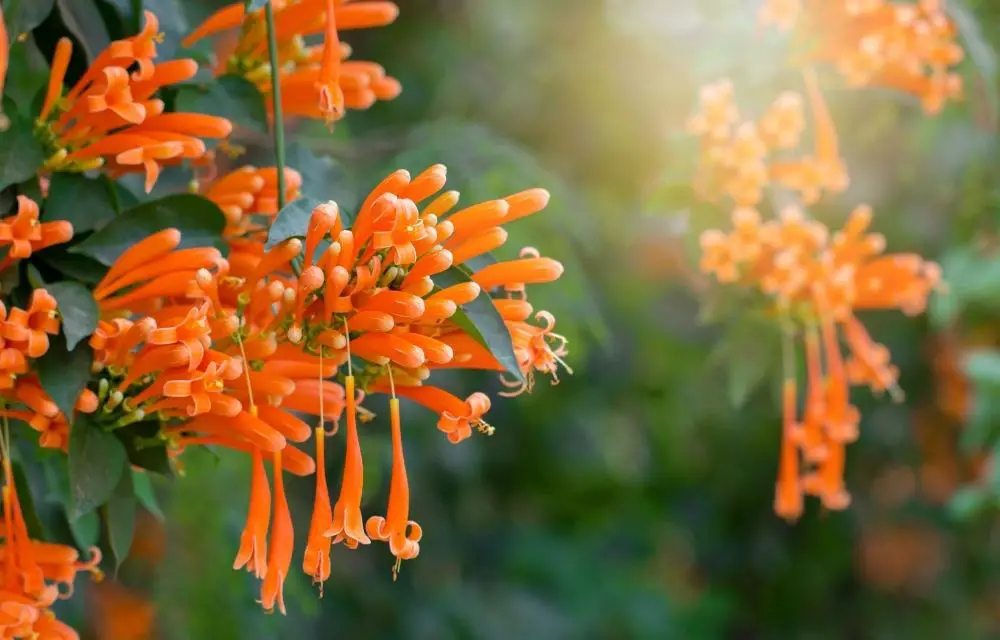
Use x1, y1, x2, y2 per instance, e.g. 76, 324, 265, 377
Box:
202, 166, 303, 237
326, 376, 371, 547
0, 196, 73, 272
261, 450, 294, 615
303, 426, 333, 588
699, 204, 941, 518
3, 289, 60, 359
366, 398, 421, 578
38, 14, 232, 191
183, 0, 401, 124
233, 448, 270, 579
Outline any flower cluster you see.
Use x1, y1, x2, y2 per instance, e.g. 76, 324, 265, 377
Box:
761, 0, 964, 113
183, 0, 401, 124
0, 459, 102, 640
36, 12, 233, 192
0, 196, 73, 273
693, 0, 960, 520
700, 205, 941, 518
687, 72, 847, 208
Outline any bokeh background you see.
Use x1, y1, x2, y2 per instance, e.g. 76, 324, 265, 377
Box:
10, 0, 1000, 637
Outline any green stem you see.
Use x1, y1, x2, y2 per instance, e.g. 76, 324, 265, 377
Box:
264, 1, 288, 211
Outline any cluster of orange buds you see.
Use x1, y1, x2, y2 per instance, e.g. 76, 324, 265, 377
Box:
0, 457, 102, 639
686, 70, 848, 208
700, 204, 942, 519
182, 0, 401, 125
200, 165, 304, 240
36, 12, 233, 192
0, 196, 73, 273
761, 0, 964, 114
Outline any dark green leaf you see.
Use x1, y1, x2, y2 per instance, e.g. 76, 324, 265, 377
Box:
68, 509, 100, 548
46, 281, 99, 349
71, 194, 226, 266
37, 332, 92, 419
25, 263, 45, 290
2, 0, 57, 34
43, 173, 118, 233
103, 462, 136, 572
286, 142, 359, 213
0, 99, 44, 191
132, 470, 165, 522
457, 252, 496, 277
56, 0, 111, 62
12, 462, 45, 539
68, 415, 127, 519
112, 181, 139, 211
4, 37, 50, 108
116, 420, 173, 476
433, 267, 522, 380
175, 74, 268, 134
265, 197, 322, 251
36, 246, 109, 285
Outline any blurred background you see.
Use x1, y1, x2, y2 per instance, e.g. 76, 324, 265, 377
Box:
14, 0, 1000, 637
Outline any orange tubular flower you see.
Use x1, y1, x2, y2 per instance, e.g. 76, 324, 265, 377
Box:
699, 204, 941, 519
366, 398, 421, 578
327, 376, 371, 548
0, 197, 74, 272
37, 13, 232, 191
183, 0, 401, 124
261, 451, 294, 615
202, 166, 303, 239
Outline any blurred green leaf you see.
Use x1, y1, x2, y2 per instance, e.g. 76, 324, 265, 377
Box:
950, 0, 998, 130
47, 281, 99, 350
37, 332, 92, 419
175, 74, 268, 135
43, 173, 119, 233
12, 462, 45, 539
68, 509, 100, 549
245, 0, 269, 11
102, 461, 136, 572
116, 420, 173, 476
56, 0, 111, 62
68, 415, 127, 519
931, 248, 1000, 328
949, 485, 991, 519
2, 0, 56, 34
72, 194, 226, 265
434, 266, 522, 380
132, 469, 165, 521
0, 99, 44, 191
286, 142, 360, 213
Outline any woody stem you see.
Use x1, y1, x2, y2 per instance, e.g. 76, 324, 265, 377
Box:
264, 0, 287, 211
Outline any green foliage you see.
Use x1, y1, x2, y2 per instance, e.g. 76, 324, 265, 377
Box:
46, 281, 99, 350
102, 460, 137, 572
175, 75, 269, 135
36, 333, 93, 418
265, 196, 325, 250
0, 99, 44, 191
435, 266, 522, 379
72, 194, 226, 264
55, 0, 111, 61
43, 173, 119, 233
2, 0, 56, 35
68, 415, 127, 519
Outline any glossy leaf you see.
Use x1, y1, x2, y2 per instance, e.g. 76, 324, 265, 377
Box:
434, 266, 521, 379
36, 246, 109, 286
265, 197, 323, 251
286, 142, 360, 213
68, 415, 128, 519
43, 172, 118, 233
46, 281, 99, 349
71, 194, 226, 266
175, 74, 268, 134
2, 0, 57, 35
103, 462, 137, 572
37, 332, 93, 419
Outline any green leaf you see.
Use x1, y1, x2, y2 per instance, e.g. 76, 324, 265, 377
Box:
68, 509, 100, 548
132, 470, 165, 521
36, 246, 109, 285
43, 173, 119, 233
286, 142, 359, 213
37, 332, 92, 419
11, 462, 45, 539
56, 0, 112, 62
265, 197, 322, 251
46, 281, 99, 350
949, 486, 990, 520
112, 181, 140, 211
116, 420, 173, 476
71, 194, 226, 266
68, 415, 127, 519
433, 266, 522, 380
175, 74, 268, 134
5, 37, 51, 109
0, 99, 44, 191
245, 0, 269, 11
2, 0, 57, 35
102, 462, 136, 572
963, 349, 1000, 387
